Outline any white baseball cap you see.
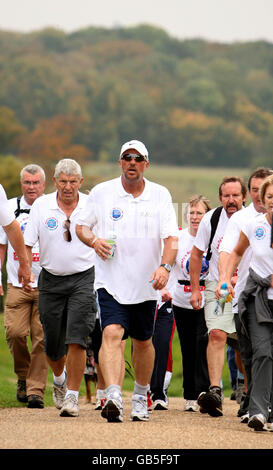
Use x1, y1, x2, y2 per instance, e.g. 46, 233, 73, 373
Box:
119, 140, 149, 161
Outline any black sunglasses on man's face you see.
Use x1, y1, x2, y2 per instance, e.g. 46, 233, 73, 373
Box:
121, 154, 146, 162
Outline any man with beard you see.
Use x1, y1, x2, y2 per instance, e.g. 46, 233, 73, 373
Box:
189, 176, 247, 417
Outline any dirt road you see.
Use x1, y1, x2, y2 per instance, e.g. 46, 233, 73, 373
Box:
1, 395, 273, 459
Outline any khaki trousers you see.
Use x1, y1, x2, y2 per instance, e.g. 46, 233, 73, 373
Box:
4, 284, 48, 398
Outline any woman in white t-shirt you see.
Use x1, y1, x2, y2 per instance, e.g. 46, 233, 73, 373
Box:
225, 175, 273, 432
172, 195, 211, 412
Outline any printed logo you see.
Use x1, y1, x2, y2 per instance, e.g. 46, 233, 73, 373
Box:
182, 252, 209, 280
216, 236, 223, 250
110, 208, 123, 221
45, 218, 58, 230
255, 226, 266, 240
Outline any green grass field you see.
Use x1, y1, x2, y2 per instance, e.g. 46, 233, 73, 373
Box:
0, 164, 243, 408
0, 313, 232, 408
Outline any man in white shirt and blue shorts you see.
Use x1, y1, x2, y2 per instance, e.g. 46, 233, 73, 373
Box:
76, 139, 178, 423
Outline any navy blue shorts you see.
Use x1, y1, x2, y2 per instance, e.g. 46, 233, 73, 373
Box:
97, 288, 157, 341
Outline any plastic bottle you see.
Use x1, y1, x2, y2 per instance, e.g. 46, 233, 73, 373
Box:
214, 282, 232, 316
106, 230, 116, 259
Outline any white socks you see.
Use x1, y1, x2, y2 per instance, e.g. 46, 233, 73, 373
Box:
53, 371, 66, 386
65, 390, 79, 400
134, 381, 149, 397
53, 371, 78, 401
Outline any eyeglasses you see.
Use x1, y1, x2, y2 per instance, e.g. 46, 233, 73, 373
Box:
22, 180, 42, 186
121, 154, 146, 162
63, 219, 72, 242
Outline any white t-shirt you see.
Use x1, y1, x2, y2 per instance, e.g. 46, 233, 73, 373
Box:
242, 213, 273, 299
76, 176, 179, 304
172, 228, 209, 309
0, 185, 14, 227
0, 195, 41, 287
220, 203, 259, 312
24, 191, 95, 276
193, 207, 229, 282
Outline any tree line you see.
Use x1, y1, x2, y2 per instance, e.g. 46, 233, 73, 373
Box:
0, 24, 273, 192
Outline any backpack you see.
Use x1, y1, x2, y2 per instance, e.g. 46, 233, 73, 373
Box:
205, 206, 223, 261
14, 196, 30, 218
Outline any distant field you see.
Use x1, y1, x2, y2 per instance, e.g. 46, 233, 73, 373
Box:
84, 163, 250, 226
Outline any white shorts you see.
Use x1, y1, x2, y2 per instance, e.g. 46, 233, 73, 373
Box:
204, 280, 236, 334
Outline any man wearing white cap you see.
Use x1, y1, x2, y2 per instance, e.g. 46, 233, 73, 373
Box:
76, 139, 178, 423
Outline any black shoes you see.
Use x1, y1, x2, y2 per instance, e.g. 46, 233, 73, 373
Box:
27, 395, 44, 409
17, 381, 44, 408
197, 386, 223, 417
17, 380, 28, 403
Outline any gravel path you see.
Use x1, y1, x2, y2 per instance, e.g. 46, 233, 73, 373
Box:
1, 395, 273, 451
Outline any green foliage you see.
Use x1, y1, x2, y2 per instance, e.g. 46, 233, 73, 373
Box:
0, 155, 24, 197
0, 106, 26, 152
0, 25, 273, 171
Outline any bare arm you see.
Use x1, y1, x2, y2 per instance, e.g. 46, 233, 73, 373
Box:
189, 245, 204, 310
3, 220, 31, 288
75, 224, 112, 260
224, 231, 250, 296
0, 244, 7, 296
149, 236, 178, 291
215, 251, 230, 298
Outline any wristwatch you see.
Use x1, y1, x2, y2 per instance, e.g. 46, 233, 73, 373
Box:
160, 263, 172, 273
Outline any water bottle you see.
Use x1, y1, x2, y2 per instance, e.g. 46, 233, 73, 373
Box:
106, 230, 116, 259
214, 282, 232, 316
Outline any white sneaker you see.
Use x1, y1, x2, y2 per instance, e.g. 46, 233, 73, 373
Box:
101, 392, 123, 422
153, 399, 168, 410
60, 394, 79, 417
248, 413, 267, 431
185, 400, 199, 412
52, 376, 67, 410
131, 394, 149, 421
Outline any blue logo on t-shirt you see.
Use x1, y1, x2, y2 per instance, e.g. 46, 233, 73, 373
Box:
110, 208, 123, 221
185, 254, 209, 279
255, 226, 266, 240
45, 218, 58, 230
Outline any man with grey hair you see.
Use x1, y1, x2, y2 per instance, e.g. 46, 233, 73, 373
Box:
24, 158, 97, 417
0, 164, 48, 408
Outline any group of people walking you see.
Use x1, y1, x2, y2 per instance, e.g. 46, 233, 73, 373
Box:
0, 139, 273, 432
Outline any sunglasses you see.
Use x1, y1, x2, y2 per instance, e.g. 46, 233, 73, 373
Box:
121, 154, 146, 162
63, 219, 72, 242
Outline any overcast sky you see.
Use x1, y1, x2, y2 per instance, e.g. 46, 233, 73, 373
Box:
0, 0, 272, 44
